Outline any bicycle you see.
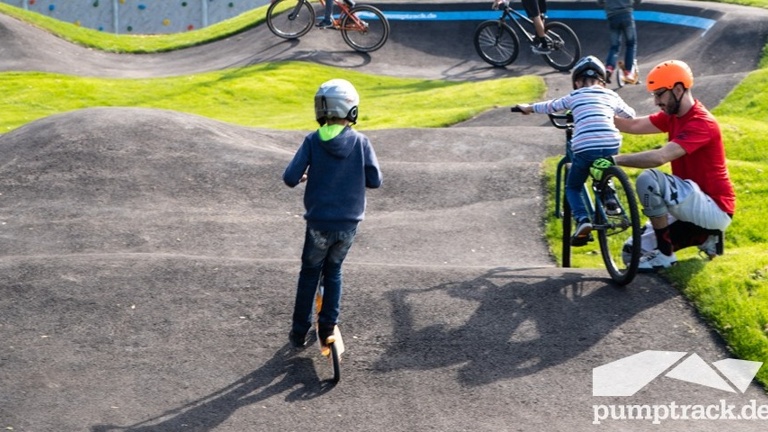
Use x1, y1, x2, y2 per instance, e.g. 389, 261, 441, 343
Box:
266, 0, 390, 53
314, 283, 344, 383
511, 107, 641, 285
473, 0, 581, 72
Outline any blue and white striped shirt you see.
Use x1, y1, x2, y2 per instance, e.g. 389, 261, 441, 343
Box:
532, 86, 635, 154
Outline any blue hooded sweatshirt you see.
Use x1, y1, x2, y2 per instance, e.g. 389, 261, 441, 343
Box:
283, 126, 382, 231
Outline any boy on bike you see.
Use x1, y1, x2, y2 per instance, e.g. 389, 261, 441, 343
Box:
514, 55, 636, 246
283, 78, 382, 348
591, 60, 735, 271
494, 0, 551, 53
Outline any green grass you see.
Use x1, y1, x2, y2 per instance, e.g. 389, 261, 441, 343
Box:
0, 64, 543, 133
2, 0, 768, 387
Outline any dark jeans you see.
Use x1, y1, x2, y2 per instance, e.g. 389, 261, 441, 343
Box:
291, 226, 357, 336
605, 11, 637, 71
566, 148, 618, 223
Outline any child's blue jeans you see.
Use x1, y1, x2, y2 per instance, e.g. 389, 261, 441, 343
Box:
566, 149, 618, 224
291, 226, 357, 336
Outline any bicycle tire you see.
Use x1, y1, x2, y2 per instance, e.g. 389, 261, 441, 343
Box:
561, 193, 573, 268
341, 4, 390, 53
595, 166, 641, 285
561, 165, 572, 268
266, 0, 315, 40
541, 21, 581, 72
330, 341, 341, 383
473, 20, 520, 67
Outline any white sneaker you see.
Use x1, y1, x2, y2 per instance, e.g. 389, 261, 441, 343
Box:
697, 234, 719, 260
638, 249, 677, 272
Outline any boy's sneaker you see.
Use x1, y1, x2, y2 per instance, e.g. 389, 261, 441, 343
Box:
289, 330, 308, 348
637, 249, 677, 272
602, 187, 621, 215
697, 234, 719, 260
343, 0, 356, 6
318, 324, 336, 346
316, 20, 334, 29
531, 38, 552, 54
571, 220, 593, 247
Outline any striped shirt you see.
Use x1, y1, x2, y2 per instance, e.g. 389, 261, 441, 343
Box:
532, 86, 635, 154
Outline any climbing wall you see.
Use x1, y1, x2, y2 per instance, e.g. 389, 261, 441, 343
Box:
0, 0, 271, 34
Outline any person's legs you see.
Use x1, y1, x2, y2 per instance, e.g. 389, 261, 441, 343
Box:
622, 14, 638, 73
317, 227, 357, 342
605, 15, 623, 72
318, 0, 335, 27
318, 227, 357, 328
291, 228, 331, 340
567, 150, 614, 245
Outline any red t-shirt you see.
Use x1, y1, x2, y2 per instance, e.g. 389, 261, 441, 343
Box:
649, 101, 736, 215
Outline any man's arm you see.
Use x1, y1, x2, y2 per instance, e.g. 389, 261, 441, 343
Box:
614, 141, 686, 168
614, 115, 660, 134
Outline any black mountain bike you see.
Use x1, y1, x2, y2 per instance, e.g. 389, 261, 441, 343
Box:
474, 0, 581, 72
512, 108, 641, 285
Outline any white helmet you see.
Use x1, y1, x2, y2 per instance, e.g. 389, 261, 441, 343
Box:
314, 79, 359, 125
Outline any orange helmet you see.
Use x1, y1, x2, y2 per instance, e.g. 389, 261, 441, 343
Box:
646, 60, 694, 91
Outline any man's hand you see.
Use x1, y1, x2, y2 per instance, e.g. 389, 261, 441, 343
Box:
590, 157, 615, 181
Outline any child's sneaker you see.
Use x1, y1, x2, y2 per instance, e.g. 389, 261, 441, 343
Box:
289, 329, 308, 348
637, 249, 677, 272
318, 324, 336, 346
316, 20, 334, 29
571, 220, 593, 247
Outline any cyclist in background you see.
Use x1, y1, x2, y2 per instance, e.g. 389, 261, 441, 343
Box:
494, 0, 550, 53
515, 56, 636, 246
591, 60, 735, 271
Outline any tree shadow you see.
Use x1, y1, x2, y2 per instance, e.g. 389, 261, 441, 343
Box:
90, 344, 334, 432
373, 267, 675, 386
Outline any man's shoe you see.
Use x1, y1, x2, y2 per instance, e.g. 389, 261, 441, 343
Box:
316, 20, 334, 29
637, 249, 677, 272
289, 330, 308, 348
697, 234, 719, 260
571, 220, 593, 247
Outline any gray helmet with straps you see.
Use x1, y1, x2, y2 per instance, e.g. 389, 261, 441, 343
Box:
571, 55, 607, 89
314, 79, 360, 125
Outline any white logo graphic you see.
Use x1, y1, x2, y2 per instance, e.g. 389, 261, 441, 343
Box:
593, 350, 762, 396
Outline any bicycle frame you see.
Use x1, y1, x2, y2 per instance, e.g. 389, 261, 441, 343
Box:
497, 4, 541, 45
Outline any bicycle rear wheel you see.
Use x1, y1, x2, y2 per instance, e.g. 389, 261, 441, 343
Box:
541, 21, 581, 72
341, 5, 390, 53
595, 167, 641, 285
266, 0, 315, 39
473, 20, 520, 67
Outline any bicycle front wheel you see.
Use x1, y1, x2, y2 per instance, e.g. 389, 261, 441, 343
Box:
595, 167, 641, 285
266, 0, 315, 39
541, 21, 581, 72
473, 20, 520, 67
341, 5, 390, 53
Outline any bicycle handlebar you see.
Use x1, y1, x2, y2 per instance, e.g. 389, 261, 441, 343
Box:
548, 112, 573, 130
